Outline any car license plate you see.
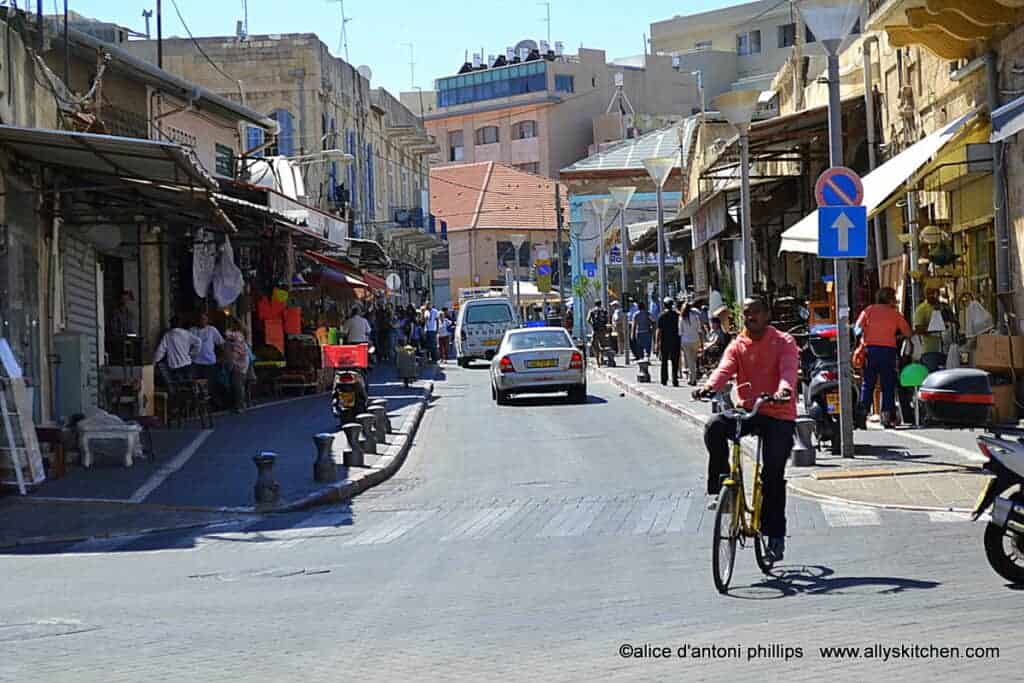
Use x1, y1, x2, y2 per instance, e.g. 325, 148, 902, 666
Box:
973, 477, 998, 516
527, 359, 558, 369
483, 339, 499, 347
826, 392, 840, 414
340, 392, 355, 408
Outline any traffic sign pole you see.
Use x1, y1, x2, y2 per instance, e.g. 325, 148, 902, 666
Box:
619, 202, 630, 365
826, 53, 855, 460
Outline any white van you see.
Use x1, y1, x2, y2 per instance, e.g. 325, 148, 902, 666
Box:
455, 296, 518, 367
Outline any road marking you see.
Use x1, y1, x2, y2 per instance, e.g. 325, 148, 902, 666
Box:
820, 502, 881, 527
631, 494, 674, 535
883, 429, 988, 463
665, 496, 694, 533
344, 510, 437, 545
129, 430, 214, 503
540, 498, 607, 538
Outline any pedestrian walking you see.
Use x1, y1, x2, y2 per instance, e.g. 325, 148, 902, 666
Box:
437, 308, 452, 364
587, 300, 609, 364
190, 311, 224, 388
632, 301, 653, 360
655, 297, 680, 386
678, 299, 704, 386
856, 287, 911, 428
423, 301, 440, 362
223, 319, 250, 413
610, 301, 623, 354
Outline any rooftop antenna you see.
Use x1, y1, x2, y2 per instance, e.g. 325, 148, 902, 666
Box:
402, 42, 415, 88
538, 1, 551, 44
242, 0, 248, 38
605, 72, 635, 141
142, 9, 153, 39
326, 0, 352, 61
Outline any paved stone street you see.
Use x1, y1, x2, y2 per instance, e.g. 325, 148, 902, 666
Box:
1, 365, 1018, 681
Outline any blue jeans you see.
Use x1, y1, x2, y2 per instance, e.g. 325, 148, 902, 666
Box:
860, 345, 898, 412
425, 331, 438, 361
635, 331, 652, 359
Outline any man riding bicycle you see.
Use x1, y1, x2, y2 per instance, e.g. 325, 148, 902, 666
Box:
693, 298, 798, 562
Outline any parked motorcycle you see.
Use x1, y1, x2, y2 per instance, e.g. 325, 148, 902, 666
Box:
973, 426, 1024, 583
803, 324, 860, 453
329, 343, 374, 425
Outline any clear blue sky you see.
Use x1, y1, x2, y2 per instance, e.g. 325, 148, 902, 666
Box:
65, 0, 738, 95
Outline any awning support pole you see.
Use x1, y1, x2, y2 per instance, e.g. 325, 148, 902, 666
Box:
987, 51, 1013, 328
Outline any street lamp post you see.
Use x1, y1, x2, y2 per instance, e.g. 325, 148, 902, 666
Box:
590, 198, 612, 310
711, 90, 761, 304
569, 220, 586, 335
609, 186, 636, 365
795, 0, 863, 459
510, 233, 527, 319
642, 158, 675, 303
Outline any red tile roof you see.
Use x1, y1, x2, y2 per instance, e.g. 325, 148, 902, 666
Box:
430, 161, 567, 233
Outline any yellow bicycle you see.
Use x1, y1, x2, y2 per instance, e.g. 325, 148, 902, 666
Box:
711, 393, 780, 594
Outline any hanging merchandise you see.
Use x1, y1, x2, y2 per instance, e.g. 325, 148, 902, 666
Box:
928, 309, 946, 333
213, 235, 244, 306
193, 228, 217, 298
272, 287, 290, 304
964, 299, 994, 337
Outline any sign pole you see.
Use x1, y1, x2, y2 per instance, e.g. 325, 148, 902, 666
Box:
826, 51, 855, 459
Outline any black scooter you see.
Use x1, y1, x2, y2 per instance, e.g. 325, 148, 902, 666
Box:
330, 344, 374, 425
803, 324, 860, 453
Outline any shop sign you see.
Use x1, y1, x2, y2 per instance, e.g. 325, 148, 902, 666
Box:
691, 194, 727, 249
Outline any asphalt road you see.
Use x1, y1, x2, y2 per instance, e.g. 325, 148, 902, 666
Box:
2, 363, 1020, 682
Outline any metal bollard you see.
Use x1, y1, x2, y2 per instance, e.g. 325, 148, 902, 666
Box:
342, 423, 365, 467
313, 432, 338, 482
792, 417, 817, 467
253, 451, 280, 504
369, 406, 390, 441
369, 399, 392, 434
356, 413, 377, 454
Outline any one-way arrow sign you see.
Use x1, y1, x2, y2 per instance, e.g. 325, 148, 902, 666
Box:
818, 206, 867, 259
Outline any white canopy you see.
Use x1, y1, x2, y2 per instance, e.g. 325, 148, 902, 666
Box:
779, 110, 979, 254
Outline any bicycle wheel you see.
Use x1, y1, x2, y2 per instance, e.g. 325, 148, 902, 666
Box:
712, 486, 738, 594
754, 533, 774, 576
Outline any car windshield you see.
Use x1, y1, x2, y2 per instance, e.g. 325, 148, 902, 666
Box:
506, 330, 571, 351
466, 303, 512, 324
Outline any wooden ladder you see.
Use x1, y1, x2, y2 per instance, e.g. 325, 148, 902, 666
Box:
0, 376, 45, 494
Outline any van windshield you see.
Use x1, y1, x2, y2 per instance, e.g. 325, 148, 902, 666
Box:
466, 303, 513, 324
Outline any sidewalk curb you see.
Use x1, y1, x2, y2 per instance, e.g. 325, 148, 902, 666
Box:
0, 518, 250, 550
271, 378, 436, 513
590, 364, 980, 514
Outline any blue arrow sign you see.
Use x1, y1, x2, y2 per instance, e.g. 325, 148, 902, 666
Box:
818, 206, 868, 259
537, 263, 552, 277
583, 262, 597, 277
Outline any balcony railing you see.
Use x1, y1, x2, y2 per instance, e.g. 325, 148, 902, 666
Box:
392, 206, 424, 228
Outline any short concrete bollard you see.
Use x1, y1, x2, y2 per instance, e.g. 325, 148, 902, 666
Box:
636, 358, 652, 383
356, 413, 377, 454
342, 423, 365, 467
253, 451, 280, 505
369, 405, 390, 441
792, 417, 817, 467
313, 432, 338, 482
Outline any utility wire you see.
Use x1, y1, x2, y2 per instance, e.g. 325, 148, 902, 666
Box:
169, 0, 237, 85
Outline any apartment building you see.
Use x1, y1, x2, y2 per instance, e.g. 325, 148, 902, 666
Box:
120, 33, 432, 243
650, 0, 853, 101
403, 43, 700, 179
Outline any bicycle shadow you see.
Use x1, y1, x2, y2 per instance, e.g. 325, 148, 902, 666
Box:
726, 564, 941, 600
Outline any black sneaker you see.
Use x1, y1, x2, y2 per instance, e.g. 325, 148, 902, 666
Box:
766, 536, 785, 562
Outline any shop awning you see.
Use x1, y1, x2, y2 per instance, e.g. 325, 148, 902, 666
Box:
779, 109, 980, 254
310, 267, 368, 290
0, 125, 216, 189
992, 94, 1024, 144
361, 270, 388, 291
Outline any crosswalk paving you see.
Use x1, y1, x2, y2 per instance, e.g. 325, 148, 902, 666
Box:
29, 490, 982, 558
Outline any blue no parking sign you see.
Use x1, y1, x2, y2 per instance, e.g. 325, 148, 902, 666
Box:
815, 167, 867, 259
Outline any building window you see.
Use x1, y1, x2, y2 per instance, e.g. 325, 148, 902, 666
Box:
514, 162, 540, 174
267, 109, 296, 157
214, 144, 235, 177
511, 120, 538, 140
694, 40, 712, 51
449, 130, 464, 161
736, 30, 761, 56
245, 126, 265, 157
805, 26, 816, 43
475, 126, 499, 145
778, 23, 796, 48
496, 241, 531, 267
436, 61, 547, 107
555, 74, 574, 93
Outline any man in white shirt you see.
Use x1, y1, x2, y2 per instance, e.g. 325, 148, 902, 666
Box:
423, 301, 440, 363
154, 316, 202, 383
343, 306, 373, 344
190, 312, 224, 385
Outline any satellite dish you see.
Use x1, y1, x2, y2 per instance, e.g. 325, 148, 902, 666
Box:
357, 65, 372, 81
514, 39, 538, 53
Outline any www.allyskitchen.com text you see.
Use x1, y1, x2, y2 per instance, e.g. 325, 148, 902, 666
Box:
617, 642, 999, 663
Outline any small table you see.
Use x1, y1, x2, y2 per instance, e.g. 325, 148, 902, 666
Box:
80, 424, 143, 468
